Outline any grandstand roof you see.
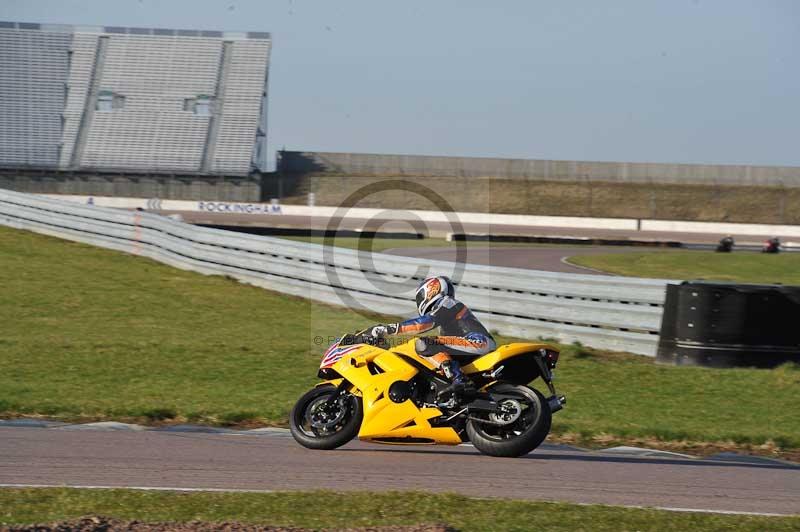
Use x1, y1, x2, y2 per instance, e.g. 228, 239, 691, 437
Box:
0, 20, 270, 40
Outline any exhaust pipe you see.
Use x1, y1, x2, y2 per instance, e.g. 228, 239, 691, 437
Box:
548, 394, 566, 413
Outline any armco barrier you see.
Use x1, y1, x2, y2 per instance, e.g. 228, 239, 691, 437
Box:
0, 189, 671, 355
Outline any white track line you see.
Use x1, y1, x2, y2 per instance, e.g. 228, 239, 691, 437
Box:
620, 505, 790, 517
0, 483, 793, 517
559, 255, 615, 275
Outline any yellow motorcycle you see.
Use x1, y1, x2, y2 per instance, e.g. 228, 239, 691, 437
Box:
290, 332, 566, 457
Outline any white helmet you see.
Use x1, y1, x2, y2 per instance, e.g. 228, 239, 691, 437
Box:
415, 276, 454, 315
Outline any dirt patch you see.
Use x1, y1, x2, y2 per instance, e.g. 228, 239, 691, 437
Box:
1, 516, 457, 532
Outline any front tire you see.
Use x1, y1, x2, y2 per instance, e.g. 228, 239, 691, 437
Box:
466, 384, 552, 457
289, 384, 362, 450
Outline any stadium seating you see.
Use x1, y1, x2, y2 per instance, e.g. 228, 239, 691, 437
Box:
0, 24, 71, 167
0, 22, 271, 176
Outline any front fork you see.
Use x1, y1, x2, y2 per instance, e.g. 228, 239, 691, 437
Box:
535, 349, 567, 413
324, 379, 352, 405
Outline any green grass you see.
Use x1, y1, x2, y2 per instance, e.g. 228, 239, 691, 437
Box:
2, 489, 798, 531
549, 344, 800, 449
2, 226, 800, 452
568, 250, 800, 285
0, 227, 377, 425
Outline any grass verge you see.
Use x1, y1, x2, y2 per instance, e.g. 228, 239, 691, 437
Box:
567, 250, 800, 285
1, 489, 798, 531
1, 226, 799, 458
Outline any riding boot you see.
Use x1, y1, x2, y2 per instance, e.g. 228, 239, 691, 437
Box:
438, 360, 476, 401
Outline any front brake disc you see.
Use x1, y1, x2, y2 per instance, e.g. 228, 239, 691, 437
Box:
308, 397, 347, 430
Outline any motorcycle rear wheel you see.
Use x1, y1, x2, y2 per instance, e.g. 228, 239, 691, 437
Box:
466, 384, 552, 458
290, 384, 362, 450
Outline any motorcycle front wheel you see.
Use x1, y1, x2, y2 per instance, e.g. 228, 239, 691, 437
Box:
466, 383, 552, 458
289, 384, 362, 450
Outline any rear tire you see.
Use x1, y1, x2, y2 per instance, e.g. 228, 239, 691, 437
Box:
466, 384, 552, 458
289, 384, 362, 450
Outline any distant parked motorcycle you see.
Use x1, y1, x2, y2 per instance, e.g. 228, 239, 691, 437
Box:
289, 331, 566, 457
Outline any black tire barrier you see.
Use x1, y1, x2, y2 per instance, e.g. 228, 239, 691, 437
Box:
657, 281, 800, 368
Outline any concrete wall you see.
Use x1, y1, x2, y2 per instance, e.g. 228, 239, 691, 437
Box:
1, 174, 260, 202
263, 173, 800, 225
278, 151, 800, 187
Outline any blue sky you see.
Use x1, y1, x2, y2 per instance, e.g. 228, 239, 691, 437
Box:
3, 0, 799, 169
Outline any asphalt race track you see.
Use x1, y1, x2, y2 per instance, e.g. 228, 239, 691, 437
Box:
2, 426, 798, 515
383, 246, 640, 274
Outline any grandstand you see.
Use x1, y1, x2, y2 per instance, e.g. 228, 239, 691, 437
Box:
0, 21, 271, 176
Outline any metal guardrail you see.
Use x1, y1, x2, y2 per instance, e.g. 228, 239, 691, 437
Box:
0, 189, 670, 355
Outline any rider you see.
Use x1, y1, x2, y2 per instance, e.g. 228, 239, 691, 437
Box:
366, 276, 496, 399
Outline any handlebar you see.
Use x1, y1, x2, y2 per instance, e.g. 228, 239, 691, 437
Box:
339, 333, 387, 348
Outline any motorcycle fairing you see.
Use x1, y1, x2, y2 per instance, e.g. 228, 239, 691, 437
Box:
321, 340, 555, 445
387, 339, 438, 371
461, 342, 554, 374
320, 343, 362, 369
383, 338, 552, 377
329, 344, 462, 445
